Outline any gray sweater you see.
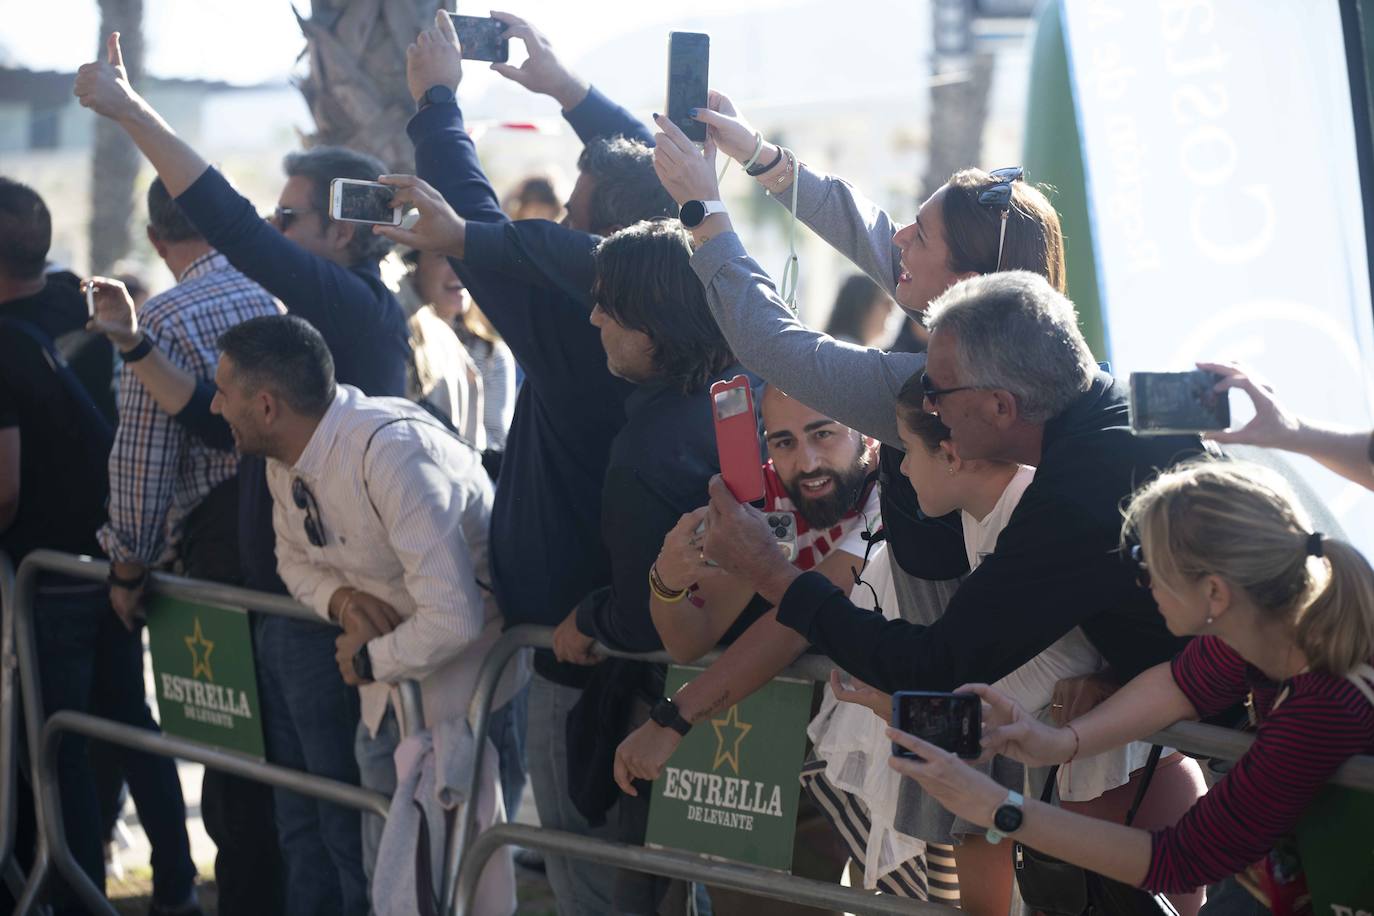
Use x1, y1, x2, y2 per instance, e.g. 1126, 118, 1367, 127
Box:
690, 166, 925, 449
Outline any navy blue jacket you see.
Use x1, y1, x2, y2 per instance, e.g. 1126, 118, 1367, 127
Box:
173, 167, 411, 592
407, 89, 651, 664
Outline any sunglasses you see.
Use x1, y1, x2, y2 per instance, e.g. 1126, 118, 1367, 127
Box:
978, 166, 1025, 272
1130, 543, 1151, 590
291, 477, 327, 548
272, 206, 318, 232
920, 371, 978, 406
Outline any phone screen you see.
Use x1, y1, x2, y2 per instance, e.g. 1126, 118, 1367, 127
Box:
1129, 370, 1230, 435
891, 692, 981, 759
450, 14, 509, 63
333, 181, 397, 225
666, 32, 709, 144
713, 385, 750, 421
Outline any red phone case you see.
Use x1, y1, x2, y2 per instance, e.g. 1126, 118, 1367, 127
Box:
710, 375, 763, 503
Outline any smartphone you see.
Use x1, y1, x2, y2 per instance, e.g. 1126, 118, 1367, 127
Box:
710, 375, 764, 503
450, 14, 509, 63
328, 178, 401, 226
85, 281, 96, 318
766, 511, 797, 562
1128, 370, 1230, 436
891, 691, 982, 760
666, 31, 709, 145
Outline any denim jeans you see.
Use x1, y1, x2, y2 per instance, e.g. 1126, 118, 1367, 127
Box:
488, 680, 529, 822
526, 674, 619, 916
355, 697, 526, 879
253, 614, 369, 916
29, 578, 196, 910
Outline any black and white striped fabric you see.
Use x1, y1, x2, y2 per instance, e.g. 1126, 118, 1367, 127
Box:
799, 759, 960, 905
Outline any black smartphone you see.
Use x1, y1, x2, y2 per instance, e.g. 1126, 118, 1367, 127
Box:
890, 691, 982, 759
449, 14, 509, 63
666, 31, 709, 145
1128, 370, 1230, 436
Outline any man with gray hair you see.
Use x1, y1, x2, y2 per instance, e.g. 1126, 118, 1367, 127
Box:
701, 270, 1202, 695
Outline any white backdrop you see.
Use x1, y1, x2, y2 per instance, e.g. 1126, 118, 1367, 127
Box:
1062, 0, 1374, 553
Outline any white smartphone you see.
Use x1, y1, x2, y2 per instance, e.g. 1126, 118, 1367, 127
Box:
328, 178, 401, 226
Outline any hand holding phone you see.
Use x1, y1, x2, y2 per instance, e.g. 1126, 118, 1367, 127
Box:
891, 691, 982, 760
1128, 369, 1230, 435
710, 375, 764, 502
329, 178, 402, 226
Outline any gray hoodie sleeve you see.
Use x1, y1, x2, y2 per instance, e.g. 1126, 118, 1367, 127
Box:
691, 228, 923, 449
784, 166, 906, 297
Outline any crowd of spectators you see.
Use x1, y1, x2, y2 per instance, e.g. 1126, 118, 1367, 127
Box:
0, 10, 1370, 916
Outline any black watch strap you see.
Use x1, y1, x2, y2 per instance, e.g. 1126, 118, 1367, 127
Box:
352, 642, 374, 682
651, 697, 692, 736
120, 335, 154, 364
107, 566, 149, 590
418, 84, 455, 112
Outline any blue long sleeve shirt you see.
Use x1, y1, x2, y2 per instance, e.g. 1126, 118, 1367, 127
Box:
172, 167, 412, 592
406, 88, 652, 669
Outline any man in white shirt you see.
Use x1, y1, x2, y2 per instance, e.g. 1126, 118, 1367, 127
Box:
208, 313, 521, 875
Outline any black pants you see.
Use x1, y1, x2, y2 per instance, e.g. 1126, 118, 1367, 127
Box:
178, 475, 286, 916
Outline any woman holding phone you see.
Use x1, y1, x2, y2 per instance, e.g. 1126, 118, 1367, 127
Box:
885, 460, 1374, 906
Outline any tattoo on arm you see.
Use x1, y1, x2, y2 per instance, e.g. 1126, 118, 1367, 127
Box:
693, 691, 733, 722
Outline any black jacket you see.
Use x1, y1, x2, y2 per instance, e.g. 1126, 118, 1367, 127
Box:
777, 372, 1201, 691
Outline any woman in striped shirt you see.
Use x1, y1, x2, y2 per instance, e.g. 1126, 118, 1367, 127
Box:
885, 458, 1374, 901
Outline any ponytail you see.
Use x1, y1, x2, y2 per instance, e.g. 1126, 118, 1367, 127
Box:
1295, 538, 1374, 676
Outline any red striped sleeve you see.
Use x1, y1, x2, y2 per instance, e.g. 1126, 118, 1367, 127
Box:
1143, 673, 1374, 892
1170, 636, 1250, 718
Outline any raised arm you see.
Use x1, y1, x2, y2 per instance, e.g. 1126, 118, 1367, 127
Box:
651, 113, 920, 447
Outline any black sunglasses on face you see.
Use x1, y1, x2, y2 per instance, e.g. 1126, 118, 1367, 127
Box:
1130, 543, 1151, 590
272, 206, 317, 232
977, 166, 1025, 272
920, 371, 977, 406
291, 477, 327, 548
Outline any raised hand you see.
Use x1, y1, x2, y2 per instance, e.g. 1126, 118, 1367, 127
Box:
654, 507, 722, 593
83, 277, 140, 349
693, 90, 764, 163
488, 11, 589, 110
1198, 361, 1301, 449
886, 726, 1004, 828
371, 174, 467, 257
700, 475, 795, 594
406, 9, 464, 104
651, 113, 721, 207
73, 32, 142, 121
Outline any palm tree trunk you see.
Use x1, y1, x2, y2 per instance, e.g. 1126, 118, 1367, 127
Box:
89, 0, 144, 275
295, 0, 443, 171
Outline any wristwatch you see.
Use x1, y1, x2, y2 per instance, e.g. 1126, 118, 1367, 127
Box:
678, 199, 727, 229
985, 789, 1024, 844
352, 642, 374, 683
650, 696, 692, 736
417, 84, 455, 112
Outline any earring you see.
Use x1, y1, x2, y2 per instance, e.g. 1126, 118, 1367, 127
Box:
946, 466, 956, 476
1205, 615, 1214, 625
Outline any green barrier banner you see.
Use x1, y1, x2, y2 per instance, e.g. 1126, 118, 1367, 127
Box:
1295, 784, 1374, 914
646, 665, 812, 871
145, 595, 266, 759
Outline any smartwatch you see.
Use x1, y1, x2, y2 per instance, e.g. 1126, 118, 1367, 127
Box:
352, 642, 374, 683
120, 334, 154, 364
418, 84, 455, 112
649, 697, 692, 736
678, 200, 727, 229
985, 789, 1024, 844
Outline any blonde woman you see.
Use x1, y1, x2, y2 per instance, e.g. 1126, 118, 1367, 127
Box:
888, 459, 1374, 907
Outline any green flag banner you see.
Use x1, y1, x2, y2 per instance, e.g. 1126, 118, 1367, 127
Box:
646, 665, 812, 871
145, 594, 266, 759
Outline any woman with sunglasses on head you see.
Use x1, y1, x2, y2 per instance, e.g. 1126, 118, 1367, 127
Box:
886, 459, 1374, 912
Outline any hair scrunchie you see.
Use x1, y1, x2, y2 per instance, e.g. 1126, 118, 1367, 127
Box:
1307, 531, 1325, 558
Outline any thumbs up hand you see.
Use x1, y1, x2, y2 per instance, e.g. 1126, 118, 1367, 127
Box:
74, 32, 142, 121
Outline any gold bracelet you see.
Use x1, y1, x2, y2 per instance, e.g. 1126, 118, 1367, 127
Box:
649, 564, 687, 603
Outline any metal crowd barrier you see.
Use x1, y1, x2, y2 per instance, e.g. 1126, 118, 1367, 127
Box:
442, 625, 1374, 916
0, 550, 23, 900
5, 550, 425, 916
